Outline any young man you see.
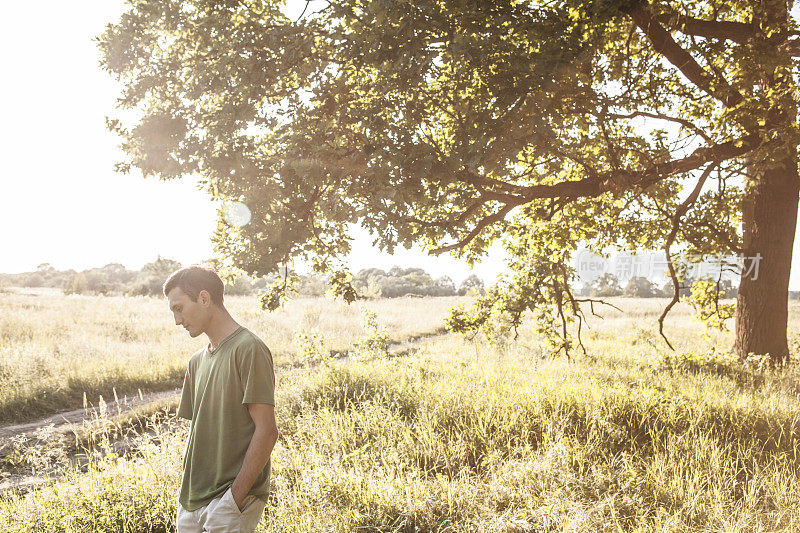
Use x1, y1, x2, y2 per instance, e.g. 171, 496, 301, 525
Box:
164, 266, 278, 533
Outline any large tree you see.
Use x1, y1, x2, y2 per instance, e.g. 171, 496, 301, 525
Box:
99, 0, 800, 362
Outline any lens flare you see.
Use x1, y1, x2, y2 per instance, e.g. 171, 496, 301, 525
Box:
223, 202, 252, 227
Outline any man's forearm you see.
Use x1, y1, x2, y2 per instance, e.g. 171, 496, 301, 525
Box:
230, 427, 278, 508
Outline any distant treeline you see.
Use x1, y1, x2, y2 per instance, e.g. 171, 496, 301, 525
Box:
10, 260, 796, 300
353, 267, 483, 298
0, 258, 485, 299
579, 273, 741, 299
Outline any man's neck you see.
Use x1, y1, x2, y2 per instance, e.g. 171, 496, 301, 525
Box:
205, 314, 241, 351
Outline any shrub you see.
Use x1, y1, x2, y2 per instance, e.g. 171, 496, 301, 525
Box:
292, 327, 330, 366
352, 309, 390, 358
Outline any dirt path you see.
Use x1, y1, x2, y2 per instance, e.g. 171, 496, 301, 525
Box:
0, 389, 180, 443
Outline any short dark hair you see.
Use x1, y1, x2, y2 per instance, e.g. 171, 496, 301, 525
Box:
163, 266, 225, 307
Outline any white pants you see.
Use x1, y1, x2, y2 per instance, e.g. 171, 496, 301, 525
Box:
176, 487, 267, 533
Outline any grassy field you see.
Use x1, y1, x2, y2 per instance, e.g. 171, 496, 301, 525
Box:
1, 291, 800, 531
0, 288, 456, 424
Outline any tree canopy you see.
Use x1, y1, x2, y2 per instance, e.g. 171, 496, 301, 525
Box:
99, 0, 800, 361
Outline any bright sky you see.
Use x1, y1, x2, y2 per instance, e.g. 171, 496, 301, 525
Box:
0, 1, 504, 284
1, 1, 799, 289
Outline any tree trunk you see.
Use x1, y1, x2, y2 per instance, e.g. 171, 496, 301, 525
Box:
735, 152, 799, 364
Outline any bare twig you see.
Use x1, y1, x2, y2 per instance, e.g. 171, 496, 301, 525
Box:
658, 163, 716, 348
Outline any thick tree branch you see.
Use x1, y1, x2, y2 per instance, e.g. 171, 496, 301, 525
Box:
517, 133, 759, 200
458, 133, 758, 202
630, 4, 744, 108
655, 9, 754, 44
434, 134, 758, 254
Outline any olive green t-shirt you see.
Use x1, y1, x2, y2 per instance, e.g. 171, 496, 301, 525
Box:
177, 326, 275, 511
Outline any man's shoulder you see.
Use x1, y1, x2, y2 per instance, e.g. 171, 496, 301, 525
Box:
236, 327, 271, 353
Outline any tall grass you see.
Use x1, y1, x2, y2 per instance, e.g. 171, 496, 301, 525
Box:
264, 340, 800, 531
2, 326, 799, 531
0, 290, 458, 424
3, 292, 800, 530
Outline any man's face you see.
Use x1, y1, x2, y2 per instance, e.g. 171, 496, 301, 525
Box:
167, 287, 211, 338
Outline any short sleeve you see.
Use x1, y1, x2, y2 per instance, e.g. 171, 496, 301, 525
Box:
177, 367, 194, 420
239, 341, 275, 406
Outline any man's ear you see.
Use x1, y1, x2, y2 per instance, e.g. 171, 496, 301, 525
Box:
198, 289, 211, 307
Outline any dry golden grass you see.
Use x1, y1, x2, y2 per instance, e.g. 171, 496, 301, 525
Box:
2, 291, 800, 531
0, 289, 459, 423
2, 329, 800, 531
